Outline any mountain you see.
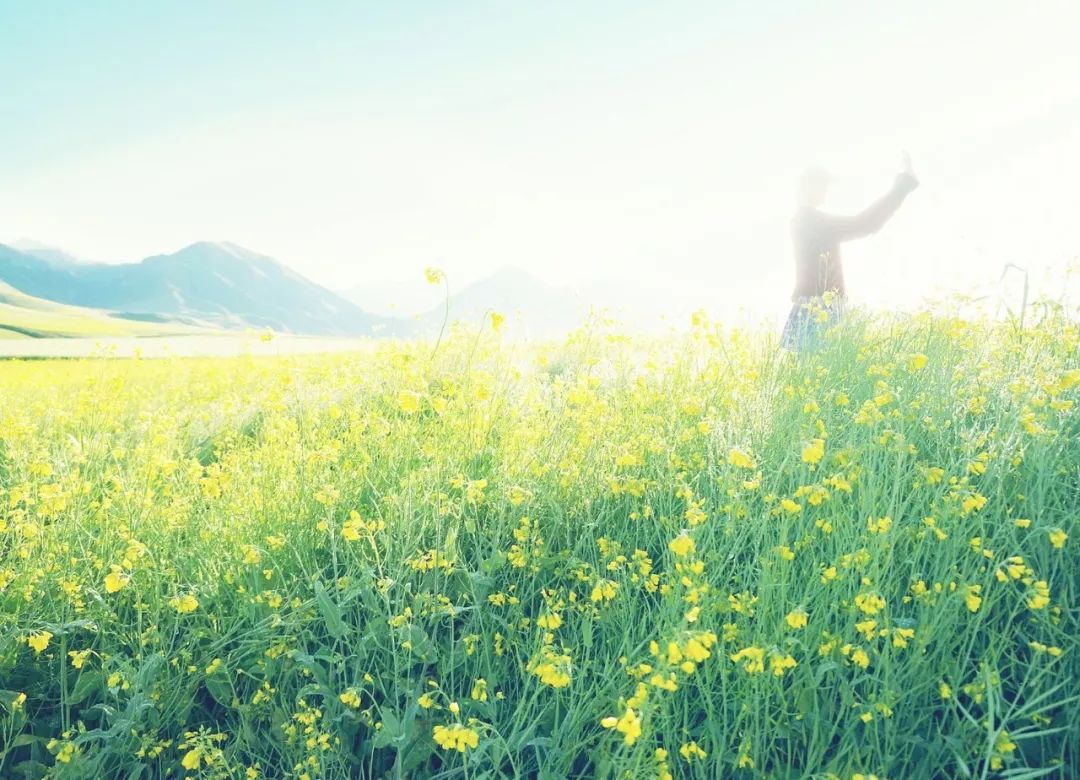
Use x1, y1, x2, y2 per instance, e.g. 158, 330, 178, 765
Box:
0, 241, 398, 337
417, 266, 587, 337
7, 239, 85, 268
0, 279, 211, 339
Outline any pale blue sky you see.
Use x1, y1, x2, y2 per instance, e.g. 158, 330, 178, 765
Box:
2, 1, 1078, 315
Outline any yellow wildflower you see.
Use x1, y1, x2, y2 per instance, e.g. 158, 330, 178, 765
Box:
785, 608, 808, 630
668, 533, 694, 558
28, 631, 52, 654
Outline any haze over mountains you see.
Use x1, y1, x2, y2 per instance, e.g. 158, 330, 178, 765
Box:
0, 240, 606, 338
342, 267, 590, 338
0, 239, 735, 340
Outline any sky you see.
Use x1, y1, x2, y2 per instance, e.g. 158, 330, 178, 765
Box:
2, 0, 1079, 320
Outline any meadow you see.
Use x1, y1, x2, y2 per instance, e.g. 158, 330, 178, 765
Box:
0, 309, 1077, 779
0, 281, 209, 341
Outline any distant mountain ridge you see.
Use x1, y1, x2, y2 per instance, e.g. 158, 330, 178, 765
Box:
0, 240, 678, 341
415, 266, 586, 337
0, 241, 397, 337
7, 239, 85, 267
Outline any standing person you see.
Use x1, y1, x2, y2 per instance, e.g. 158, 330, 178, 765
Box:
781, 154, 920, 350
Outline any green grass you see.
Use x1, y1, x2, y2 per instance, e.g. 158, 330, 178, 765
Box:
0, 281, 211, 338
0, 310, 1077, 778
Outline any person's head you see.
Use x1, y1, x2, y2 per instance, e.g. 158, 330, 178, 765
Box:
797, 166, 830, 208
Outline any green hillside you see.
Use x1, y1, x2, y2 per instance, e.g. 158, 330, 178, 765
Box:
0, 281, 212, 338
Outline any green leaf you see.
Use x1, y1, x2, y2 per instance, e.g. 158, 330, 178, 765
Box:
814, 661, 840, 684
397, 625, 437, 663
10, 759, 50, 779
314, 580, 348, 640
0, 733, 41, 760
581, 616, 593, 651
444, 524, 459, 561
67, 672, 103, 706
373, 710, 403, 749
204, 673, 233, 707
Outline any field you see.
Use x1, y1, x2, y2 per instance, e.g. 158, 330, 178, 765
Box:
0, 282, 209, 340
1, 311, 1077, 779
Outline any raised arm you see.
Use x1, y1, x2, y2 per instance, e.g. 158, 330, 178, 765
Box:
821, 165, 919, 242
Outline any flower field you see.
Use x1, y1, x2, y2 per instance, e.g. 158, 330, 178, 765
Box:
1, 312, 1077, 779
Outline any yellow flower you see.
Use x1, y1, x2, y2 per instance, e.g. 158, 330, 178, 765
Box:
418, 693, 435, 709
964, 585, 982, 613
1048, 528, 1067, 549
801, 438, 825, 466
785, 608, 808, 630
339, 689, 361, 709
49, 740, 77, 764
424, 267, 446, 285
536, 612, 563, 630
906, 352, 928, 371
684, 634, 715, 662
892, 627, 915, 648
398, 391, 420, 414
939, 681, 952, 699
28, 631, 52, 654
432, 723, 480, 752
679, 741, 707, 761
489, 312, 505, 332
1014, 518, 1031, 528
769, 652, 797, 676
742, 474, 762, 490
68, 649, 91, 669
1028, 580, 1050, 610
961, 492, 987, 515
104, 567, 129, 594
867, 516, 892, 534
528, 646, 572, 688
341, 518, 361, 542
668, 533, 694, 558
854, 592, 886, 615
181, 748, 204, 770
171, 594, 200, 614
601, 706, 642, 746
470, 678, 488, 702
780, 499, 802, 515
728, 448, 755, 469
590, 579, 618, 603
730, 646, 765, 674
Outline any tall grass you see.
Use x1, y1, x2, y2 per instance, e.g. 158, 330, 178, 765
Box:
0, 310, 1077, 778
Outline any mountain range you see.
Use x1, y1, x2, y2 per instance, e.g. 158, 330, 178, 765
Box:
0, 239, 694, 339
0, 241, 399, 337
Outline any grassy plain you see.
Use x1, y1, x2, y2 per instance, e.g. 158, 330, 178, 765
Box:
0, 282, 207, 339
0, 311, 1077, 778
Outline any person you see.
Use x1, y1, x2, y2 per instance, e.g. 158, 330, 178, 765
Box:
781, 153, 920, 350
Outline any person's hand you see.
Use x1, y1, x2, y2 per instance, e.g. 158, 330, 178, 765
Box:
901, 151, 915, 177
899, 150, 919, 189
